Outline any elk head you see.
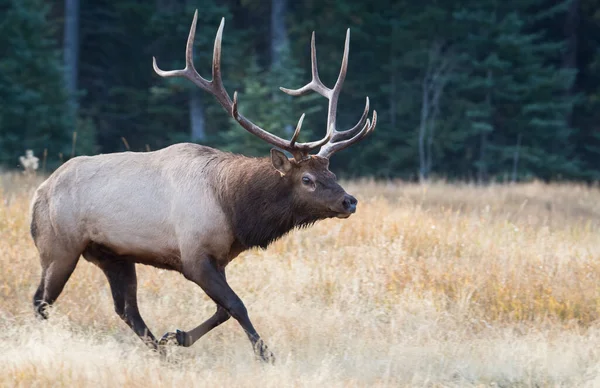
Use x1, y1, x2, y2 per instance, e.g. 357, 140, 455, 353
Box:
270, 149, 357, 219
153, 11, 376, 219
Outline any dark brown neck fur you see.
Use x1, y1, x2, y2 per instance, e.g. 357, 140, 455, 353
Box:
209, 152, 323, 249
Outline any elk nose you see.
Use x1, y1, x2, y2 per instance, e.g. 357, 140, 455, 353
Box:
342, 194, 358, 213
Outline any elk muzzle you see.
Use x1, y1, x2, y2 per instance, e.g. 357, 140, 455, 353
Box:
334, 194, 357, 218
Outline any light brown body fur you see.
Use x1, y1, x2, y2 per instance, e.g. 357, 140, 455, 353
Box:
32, 144, 237, 271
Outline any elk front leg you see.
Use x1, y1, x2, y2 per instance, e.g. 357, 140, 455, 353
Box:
159, 305, 230, 347
180, 257, 275, 363
159, 268, 231, 347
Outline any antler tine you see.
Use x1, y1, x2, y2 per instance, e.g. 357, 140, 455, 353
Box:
287, 112, 333, 150
232, 91, 296, 151
317, 110, 377, 159
289, 114, 305, 147
211, 18, 226, 95
280, 32, 330, 98
207, 17, 240, 112
330, 97, 370, 142
325, 28, 350, 137
310, 32, 323, 88
153, 10, 211, 92
333, 29, 350, 95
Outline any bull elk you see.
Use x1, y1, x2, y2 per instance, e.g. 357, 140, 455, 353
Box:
30, 11, 376, 362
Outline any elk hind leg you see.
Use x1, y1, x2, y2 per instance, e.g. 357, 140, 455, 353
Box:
33, 249, 81, 319
31, 195, 83, 319
89, 253, 159, 351
32, 272, 46, 319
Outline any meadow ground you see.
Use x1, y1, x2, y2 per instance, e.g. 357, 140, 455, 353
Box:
1, 172, 600, 387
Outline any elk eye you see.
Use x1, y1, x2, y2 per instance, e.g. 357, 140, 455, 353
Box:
302, 176, 312, 185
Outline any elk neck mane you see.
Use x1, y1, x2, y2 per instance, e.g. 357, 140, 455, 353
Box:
206, 150, 323, 250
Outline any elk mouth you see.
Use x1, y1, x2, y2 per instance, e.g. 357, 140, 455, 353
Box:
325, 207, 353, 219
326, 206, 354, 219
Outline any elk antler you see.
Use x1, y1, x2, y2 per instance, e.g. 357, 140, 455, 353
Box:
280, 30, 377, 159
153, 11, 331, 161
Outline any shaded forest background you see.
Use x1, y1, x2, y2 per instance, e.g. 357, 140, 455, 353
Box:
0, 0, 598, 181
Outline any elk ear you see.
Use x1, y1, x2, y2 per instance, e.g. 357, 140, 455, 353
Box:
270, 149, 293, 176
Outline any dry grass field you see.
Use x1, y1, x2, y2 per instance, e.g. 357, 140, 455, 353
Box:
2, 172, 600, 387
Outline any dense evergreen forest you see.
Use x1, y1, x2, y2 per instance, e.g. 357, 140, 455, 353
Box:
1, 0, 598, 181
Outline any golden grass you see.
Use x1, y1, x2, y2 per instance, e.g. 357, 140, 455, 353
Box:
1, 173, 600, 386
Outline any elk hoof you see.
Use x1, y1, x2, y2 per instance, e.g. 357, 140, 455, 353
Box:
158, 330, 187, 347
255, 340, 276, 364
152, 341, 167, 358
35, 302, 50, 320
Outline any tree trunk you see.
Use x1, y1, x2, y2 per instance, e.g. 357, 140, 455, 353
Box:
477, 70, 493, 184
511, 133, 522, 183
419, 77, 429, 181
563, 0, 579, 71
271, 0, 288, 69
426, 82, 444, 175
176, 0, 205, 141
390, 72, 397, 130
389, 24, 397, 130
563, 0, 579, 127
271, 0, 293, 135
189, 89, 206, 141
63, 0, 79, 116
478, 129, 487, 183
421, 42, 453, 180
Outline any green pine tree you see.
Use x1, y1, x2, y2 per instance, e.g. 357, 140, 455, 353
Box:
0, 0, 71, 168
453, 0, 577, 181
